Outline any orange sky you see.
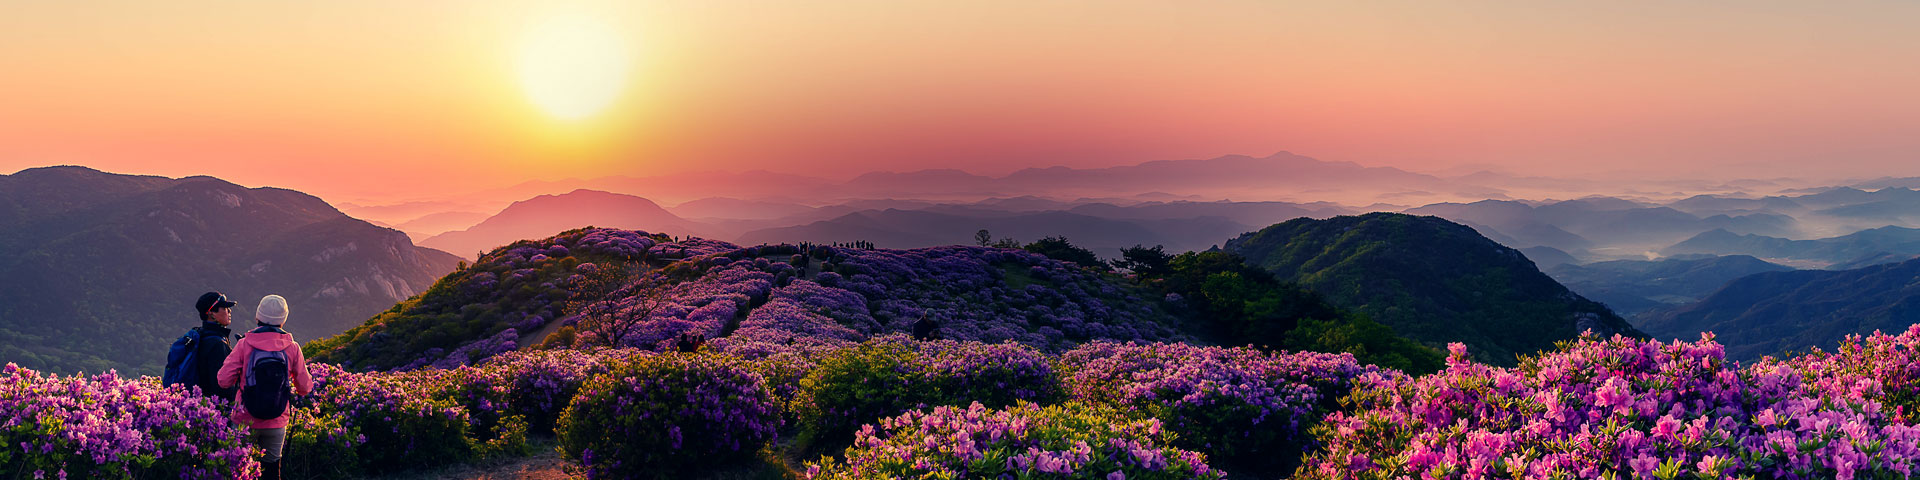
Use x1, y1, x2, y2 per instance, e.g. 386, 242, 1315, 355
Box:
4, 1, 1918, 204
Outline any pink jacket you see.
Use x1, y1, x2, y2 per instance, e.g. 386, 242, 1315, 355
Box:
217, 329, 314, 429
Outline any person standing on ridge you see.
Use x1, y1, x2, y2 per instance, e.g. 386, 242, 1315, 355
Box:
165, 292, 239, 400
219, 294, 314, 480
912, 313, 939, 341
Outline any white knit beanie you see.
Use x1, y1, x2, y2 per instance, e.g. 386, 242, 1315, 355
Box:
256, 294, 289, 326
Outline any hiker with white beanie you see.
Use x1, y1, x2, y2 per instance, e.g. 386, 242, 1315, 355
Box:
218, 294, 313, 480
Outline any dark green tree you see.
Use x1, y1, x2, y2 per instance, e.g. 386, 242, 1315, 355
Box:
1110, 244, 1173, 277
1023, 236, 1108, 271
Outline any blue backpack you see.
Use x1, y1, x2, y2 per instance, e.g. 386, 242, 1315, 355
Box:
162, 328, 216, 390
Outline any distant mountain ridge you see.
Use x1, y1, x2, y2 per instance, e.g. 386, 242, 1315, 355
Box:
0, 166, 461, 374
423, 189, 705, 259
1223, 212, 1643, 363
1639, 257, 1920, 361
1406, 199, 1798, 256
1545, 255, 1794, 318
1662, 226, 1920, 267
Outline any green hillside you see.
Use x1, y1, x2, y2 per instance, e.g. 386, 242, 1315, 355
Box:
1223, 212, 1644, 364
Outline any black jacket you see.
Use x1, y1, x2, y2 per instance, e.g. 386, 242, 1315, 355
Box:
193, 322, 237, 400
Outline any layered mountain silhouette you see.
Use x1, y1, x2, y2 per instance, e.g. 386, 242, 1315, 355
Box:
1662, 226, 1920, 267
1545, 255, 1793, 318
1407, 199, 1797, 254
669, 197, 821, 221
1223, 213, 1644, 363
391, 211, 489, 238
736, 209, 1253, 256
422, 189, 705, 259
0, 167, 461, 374
1639, 257, 1920, 361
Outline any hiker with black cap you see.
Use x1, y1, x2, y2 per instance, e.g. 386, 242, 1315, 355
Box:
162, 291, 238, 400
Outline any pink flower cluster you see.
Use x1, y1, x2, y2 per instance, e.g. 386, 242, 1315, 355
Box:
1300, 331, 1920, 479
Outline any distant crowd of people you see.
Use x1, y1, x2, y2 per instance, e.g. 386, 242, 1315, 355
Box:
164, 291, 313, 480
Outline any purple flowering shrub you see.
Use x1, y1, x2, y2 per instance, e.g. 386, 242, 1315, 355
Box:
706, 339, 823, 422
474, 348, 648, 434
275, 350, 654, 478
1297, 333, 1920, 480
915, 337, 1064, 407
807, 401, 1224, 480
1057, 341, 1378, 472
795, 336, 1062, 454
427, 365, 534, 458
299, 365, 476, 474
555, 352, 782, 480
0, 364, 257, 480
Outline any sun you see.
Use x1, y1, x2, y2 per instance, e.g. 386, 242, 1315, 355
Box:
514, 12, 632, 121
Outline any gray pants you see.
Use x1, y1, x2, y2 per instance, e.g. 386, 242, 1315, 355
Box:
249, 427, 287, 463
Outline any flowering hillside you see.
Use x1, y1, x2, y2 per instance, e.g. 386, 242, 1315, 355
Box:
21, 227, 1920, 479
16, 324, 1920, 478
4, 338, 1369, 479
310, 227, 1184, 371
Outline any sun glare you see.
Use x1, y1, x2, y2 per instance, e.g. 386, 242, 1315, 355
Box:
515, 12, 632, 121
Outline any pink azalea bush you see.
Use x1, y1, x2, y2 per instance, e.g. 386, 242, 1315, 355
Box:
1297, 332, 1920, 480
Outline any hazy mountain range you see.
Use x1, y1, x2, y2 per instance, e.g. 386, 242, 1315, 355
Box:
11, 159, 1920, 375
0, 167, 461, 374
1661, 226, 1920, 267
1545, 255, 1795, 318
1638, 257, 1920, 361
420, 189, 706, 258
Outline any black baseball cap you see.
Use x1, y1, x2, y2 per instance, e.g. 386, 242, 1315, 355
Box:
196, 292, 237, 314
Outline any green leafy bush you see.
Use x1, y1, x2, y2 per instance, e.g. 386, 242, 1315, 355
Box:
793, 337, 1060, 455
282, 407, 363, 479
793, 341, 920, 453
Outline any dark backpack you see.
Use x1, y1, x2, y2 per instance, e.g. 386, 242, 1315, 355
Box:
241, 346, 293, 419
162, 328, 212, 390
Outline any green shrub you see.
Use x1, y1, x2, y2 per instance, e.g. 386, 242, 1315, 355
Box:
282, 407, 362, 479
793, 342, 920, 453
794, 337, 1060, 455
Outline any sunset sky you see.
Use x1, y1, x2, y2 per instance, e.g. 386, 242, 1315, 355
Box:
3, 1, 1918, 204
